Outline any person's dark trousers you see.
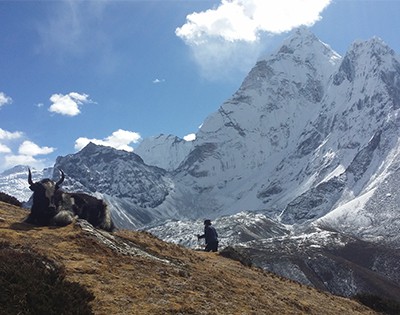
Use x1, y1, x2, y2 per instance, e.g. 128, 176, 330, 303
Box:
205, 241, 219, 252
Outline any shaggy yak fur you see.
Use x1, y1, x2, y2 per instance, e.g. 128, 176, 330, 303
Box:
25, 168, 115, 232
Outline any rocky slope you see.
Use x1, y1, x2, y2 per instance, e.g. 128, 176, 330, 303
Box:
0, 201, 377, 315
54, 143, 176, 229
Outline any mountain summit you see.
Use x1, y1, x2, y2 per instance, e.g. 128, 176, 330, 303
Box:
163, 28, 400, 247
172, 28, 342, 219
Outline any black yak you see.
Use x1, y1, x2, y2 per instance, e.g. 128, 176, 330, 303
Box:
25, 168, 115, 232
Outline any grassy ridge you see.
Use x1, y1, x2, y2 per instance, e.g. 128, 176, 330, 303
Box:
0, 202, 377, 315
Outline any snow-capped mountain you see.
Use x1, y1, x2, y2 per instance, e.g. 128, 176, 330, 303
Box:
53, 142, 177, 228
161, 27, 400, 247
135, 134, 193, 171
171, 27, 342, 220
0, 165, 53, 203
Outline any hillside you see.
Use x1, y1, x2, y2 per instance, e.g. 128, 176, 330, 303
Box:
0, 202, 376, 315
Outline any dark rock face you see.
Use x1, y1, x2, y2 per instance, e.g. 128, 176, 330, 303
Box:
281, 176, 346, 224
346, 130, 381, 181
55, 143, 171, 209
234, 231, 400, 301
54, 143, 174, 228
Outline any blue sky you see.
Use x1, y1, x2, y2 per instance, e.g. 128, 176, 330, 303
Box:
0, 0, 399, 172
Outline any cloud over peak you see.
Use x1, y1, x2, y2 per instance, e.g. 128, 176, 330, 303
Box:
75, 129, 142, 152
177, 0, 332, 44
176, 0, 332, 79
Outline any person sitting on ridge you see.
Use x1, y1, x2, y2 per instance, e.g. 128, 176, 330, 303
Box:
197, 219, 219, 252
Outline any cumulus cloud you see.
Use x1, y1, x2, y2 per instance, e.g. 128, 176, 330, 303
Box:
18, 140, 55, 156
0, 144, 11, 154
0, 128, 23, 140
183, 133, 196, 141
0, 92, 12, 108
176, 0, 332, 79
75, 129, 142, 152
49, 92, 93, 116
0, 129, 55, 171
177, 0, 331, 43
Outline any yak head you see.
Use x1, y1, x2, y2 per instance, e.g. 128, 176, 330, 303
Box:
28, 168, 65, 221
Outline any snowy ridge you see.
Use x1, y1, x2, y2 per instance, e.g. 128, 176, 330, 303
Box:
135, 134, 193, 171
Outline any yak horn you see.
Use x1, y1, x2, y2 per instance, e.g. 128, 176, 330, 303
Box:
28, 168, 34, 186
56, 169, 65, 186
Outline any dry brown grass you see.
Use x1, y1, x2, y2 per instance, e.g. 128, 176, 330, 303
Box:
0, 201, 377, 315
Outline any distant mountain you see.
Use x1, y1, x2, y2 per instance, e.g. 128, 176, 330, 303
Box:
0, 166, 53, 203
135, 134, 193, 171
54, 142, 176, 228
2, 27, 400, 302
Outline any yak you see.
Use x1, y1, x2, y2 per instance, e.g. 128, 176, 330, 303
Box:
25, 168, 115, 232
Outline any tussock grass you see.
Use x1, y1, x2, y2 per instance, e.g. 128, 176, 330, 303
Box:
0, 241, 94, 315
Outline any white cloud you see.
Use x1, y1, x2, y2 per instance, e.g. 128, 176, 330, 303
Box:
0, 92, 12, 108
49, 92, 93, 116
187, 38, 264, 80
153, 78, 166, 84
0, 144, 11, 154
177, 0, 332, 43
0, 128, 55, 171
176, 0, 332, 79
18, 140, 55, 156
74, 129, 142, 152
0, 128, 23, 140
183, 133, 196, 141
3, 154, 46, 170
